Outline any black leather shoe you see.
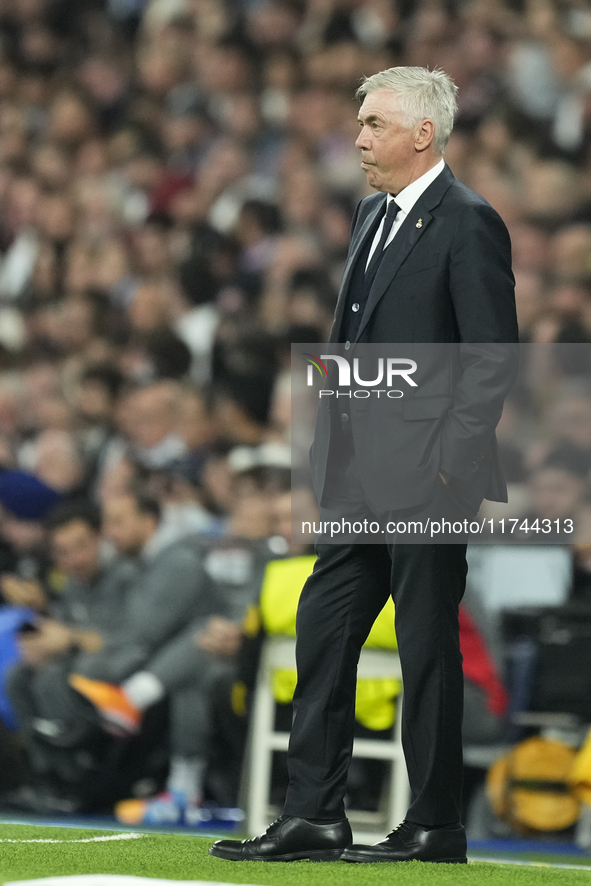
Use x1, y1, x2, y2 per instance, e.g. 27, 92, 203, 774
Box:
209, 815, 352, 861
341, 820, 467, 864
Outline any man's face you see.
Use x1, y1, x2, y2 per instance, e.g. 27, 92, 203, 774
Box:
101, 494, 155, 556
355, 89, 425, 195
51, 519, 101, 583
75, 381, 112, 424
124, 386, 174, 449
228, 475, 273, 538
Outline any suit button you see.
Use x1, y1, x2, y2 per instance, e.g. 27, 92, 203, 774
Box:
345, 341, 351, 350
351, 303, 360, 312
341, 413, 349, 422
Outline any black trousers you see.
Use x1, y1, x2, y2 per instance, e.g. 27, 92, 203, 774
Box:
283, 462, 470, 825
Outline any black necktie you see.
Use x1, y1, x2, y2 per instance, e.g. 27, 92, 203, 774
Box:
364, 199, 400, 292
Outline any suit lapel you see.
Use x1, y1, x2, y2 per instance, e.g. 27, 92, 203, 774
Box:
330, 195, 385, 342
355, 164, 455, 342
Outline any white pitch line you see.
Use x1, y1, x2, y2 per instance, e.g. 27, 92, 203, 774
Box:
471, 856, 591, 871
4, 878, 263, 886
0, 833, 146, 844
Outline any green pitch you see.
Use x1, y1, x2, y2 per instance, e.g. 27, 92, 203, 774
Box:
2, 823, 591, 886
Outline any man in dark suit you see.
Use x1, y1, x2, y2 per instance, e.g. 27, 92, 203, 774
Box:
210, 66, 518, 864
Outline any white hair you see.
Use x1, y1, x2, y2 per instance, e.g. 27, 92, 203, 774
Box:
356, 67, 458, 154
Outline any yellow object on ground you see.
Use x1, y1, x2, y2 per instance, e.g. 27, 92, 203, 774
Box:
487, 736, 580, 832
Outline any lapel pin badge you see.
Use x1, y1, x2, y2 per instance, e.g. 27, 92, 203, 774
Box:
416, 218, 423, 228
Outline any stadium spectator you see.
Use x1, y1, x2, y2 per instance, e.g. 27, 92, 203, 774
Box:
68, 486, 220, 692
69, 460, 289, 822
6, 500, 137, 773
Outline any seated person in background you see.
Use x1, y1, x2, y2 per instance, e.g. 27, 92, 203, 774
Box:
72, 457, 291, 824
68, 485, 221, 707
7, 500, 136, 777
6, 485, 224, 809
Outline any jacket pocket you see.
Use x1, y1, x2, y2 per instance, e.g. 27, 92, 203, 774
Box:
403, 394, 452, 420
396, 252, 440, 278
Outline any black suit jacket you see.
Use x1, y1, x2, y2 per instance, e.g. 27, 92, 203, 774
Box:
310, 163, 519, 513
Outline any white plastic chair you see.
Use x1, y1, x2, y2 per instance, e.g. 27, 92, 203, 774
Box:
244, 635, 410, 842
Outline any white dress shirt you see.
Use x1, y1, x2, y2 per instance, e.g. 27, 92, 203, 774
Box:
366, 158, 445, 268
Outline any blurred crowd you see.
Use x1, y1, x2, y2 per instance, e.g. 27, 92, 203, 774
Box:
2, 0, 591, 823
